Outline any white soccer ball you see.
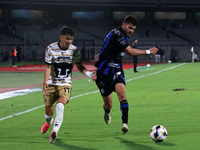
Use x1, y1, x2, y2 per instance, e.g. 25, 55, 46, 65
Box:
147, 64, 151, 67
150, 125, 167, 142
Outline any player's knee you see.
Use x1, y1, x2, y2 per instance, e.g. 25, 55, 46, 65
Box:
58, 96, 68, 105
117, 92, 126, 101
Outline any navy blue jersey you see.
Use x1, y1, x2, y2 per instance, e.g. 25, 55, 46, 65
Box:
94, 27, 129, 75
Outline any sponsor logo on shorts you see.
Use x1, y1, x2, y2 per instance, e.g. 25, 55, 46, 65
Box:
101, 88, 105, 94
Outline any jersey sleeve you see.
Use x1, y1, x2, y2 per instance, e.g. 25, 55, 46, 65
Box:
45, 45, 53, 65
113, 29, 129, 50
73, 48, 82, 63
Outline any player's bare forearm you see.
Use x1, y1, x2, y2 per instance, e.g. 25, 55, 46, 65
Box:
125, 46, 158, 56
43, 64, 51, 83
43, 64, 51, 95
76, 63, 97, 81
76, 63, 87, 75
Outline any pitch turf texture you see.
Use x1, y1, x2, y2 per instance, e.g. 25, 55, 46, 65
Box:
0, 62, 199, 150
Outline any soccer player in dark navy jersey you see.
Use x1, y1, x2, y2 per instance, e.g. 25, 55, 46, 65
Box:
94, 15, 158, 134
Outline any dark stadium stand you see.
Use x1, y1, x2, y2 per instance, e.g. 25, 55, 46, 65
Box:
0, 0, 200, 62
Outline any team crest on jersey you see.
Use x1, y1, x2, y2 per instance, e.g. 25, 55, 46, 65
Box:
114, 29, 120, 35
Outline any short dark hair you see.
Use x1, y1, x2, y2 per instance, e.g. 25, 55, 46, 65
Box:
123, 15, 138, 26
60, 26, 75, 36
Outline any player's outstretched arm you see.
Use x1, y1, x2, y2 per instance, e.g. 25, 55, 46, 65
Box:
125, 46, 158, 56
76, 63, 97, 81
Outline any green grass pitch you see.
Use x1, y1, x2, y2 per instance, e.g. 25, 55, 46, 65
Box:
0, 62, 200, 150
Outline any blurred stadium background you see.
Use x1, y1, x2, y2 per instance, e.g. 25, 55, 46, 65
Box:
0, 0, 200, 63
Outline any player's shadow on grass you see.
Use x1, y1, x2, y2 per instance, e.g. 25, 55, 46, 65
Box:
115, 137, 155, 150
115, 137, 175, 150
155, 141, 175, 146
53, 139, 96, 150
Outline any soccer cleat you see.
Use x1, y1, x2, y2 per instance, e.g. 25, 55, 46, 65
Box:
40, 118, 54, 134
104, 112, 111, 124
49, 130, 57, 143
121, 123, 129, 134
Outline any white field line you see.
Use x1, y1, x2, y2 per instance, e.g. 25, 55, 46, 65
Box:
0, 88, 42, 100
0, 63, 185, 121
0, 91, 99, 121
127, 63, 185, 82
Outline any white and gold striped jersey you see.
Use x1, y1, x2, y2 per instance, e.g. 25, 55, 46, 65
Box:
45, 42, 81, 86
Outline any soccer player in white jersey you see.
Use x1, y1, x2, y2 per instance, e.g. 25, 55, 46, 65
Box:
40, 26, 96, 143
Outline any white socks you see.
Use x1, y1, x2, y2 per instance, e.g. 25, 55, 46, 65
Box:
45, 114, 53, 125
53, 103, 64, 132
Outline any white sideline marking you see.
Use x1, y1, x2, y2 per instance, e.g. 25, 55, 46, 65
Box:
0, 105, 44, 121
127, 63, 185, 82
0, 63, 185, 121
0, 90, 99, 121
0, 88, 42, 100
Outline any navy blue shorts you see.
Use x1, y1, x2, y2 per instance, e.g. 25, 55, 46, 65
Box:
95, 70, 126, 96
